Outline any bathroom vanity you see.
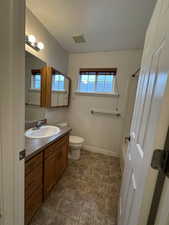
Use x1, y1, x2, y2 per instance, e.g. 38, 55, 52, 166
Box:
25, 126, 71, 225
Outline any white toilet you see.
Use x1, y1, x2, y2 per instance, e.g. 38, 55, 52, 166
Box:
69, 136, 84, 160
56, 122, 84, 160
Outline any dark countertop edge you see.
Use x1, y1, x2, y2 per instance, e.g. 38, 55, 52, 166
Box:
25, 127, 72, 162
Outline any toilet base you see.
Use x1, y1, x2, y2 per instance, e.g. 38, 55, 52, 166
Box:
69, 149, 81, 160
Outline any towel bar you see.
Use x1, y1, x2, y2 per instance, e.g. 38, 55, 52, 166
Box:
90, 109, 120, 117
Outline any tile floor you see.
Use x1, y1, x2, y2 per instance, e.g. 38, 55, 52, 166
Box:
31, 150, 121, 225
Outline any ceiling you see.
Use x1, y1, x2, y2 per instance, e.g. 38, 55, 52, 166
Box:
26, 0, 157, 53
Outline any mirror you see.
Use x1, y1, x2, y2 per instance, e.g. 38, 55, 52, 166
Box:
25, 55, 71, 120
25, 51, 47, 121
51, 69, 71, 107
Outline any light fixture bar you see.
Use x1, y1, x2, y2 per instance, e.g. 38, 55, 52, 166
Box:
25, 35, 44, 51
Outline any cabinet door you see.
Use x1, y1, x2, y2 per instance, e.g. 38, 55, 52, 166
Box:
44, 136, 69, 199
44, 154, 56, 199
55, 139, 68, 181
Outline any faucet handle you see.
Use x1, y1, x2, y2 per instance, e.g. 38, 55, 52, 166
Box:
37, 120, 42, 126
35, 120, 44, 128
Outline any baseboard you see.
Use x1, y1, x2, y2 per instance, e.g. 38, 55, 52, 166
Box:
83, 144, 120, 158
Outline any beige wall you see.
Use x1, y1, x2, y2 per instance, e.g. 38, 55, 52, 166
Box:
67, 50, 142, 156
25, 8, 69, 123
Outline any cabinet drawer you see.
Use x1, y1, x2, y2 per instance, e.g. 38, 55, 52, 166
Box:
25, 165, 43, 200
25, 187, 42, 225
25, 153, 43, 175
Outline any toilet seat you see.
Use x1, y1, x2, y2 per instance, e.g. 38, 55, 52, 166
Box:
69, 136, 84, 144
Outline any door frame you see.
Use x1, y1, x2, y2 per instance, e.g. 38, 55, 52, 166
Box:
0, 0, 25, 224
147, 171, 165, 225
147, 127, 169, 225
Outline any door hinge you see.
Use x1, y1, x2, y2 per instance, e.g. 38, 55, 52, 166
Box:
125, 136, 131, 143
19, 149, 26, 160
151, 150, 169, 177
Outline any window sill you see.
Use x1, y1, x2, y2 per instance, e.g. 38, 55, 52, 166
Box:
52, 90, 67, 93
29, 88, 40, 92
74, 91, 119, 97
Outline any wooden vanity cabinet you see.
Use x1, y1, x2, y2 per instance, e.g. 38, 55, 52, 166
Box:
25, 134, 69, 225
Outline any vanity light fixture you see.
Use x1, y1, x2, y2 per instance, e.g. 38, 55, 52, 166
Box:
27, 34, 36, 45
25, 34, 45, 51
37, 42, 44, 50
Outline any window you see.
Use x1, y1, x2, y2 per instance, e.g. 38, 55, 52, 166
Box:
77, 68, 117, 94
52, 74, 65, 91
31, 73, 41, 90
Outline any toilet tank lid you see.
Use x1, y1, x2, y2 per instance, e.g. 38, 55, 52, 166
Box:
69, 136, 84, 144
56, 122, 68, 128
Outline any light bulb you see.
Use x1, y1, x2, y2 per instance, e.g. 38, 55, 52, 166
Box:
37, 42, 44, 50
28, 35, 36, 44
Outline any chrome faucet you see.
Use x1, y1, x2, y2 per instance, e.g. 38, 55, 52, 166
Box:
34, 120, 44, 129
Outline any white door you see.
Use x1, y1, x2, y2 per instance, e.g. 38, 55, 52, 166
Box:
0, 0, 25, 224
118, 8, 169, 225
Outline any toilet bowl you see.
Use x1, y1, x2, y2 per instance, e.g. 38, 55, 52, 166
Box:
56, 122, 84, 160
69, 136, 84, 160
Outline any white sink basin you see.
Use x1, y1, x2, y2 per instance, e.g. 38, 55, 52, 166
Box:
25, 125, 60, 139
